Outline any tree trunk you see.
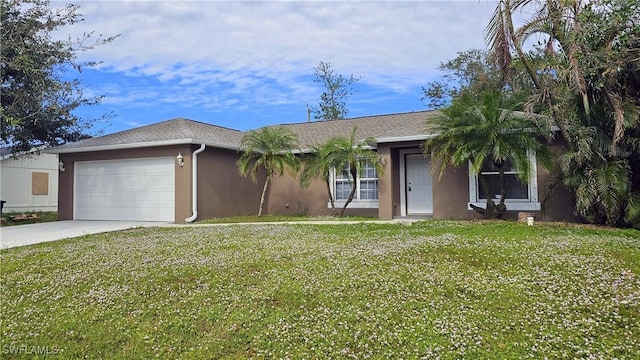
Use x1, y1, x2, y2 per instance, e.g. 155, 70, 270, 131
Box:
258, 176, 270, 216
325, 178, 337, 216
470, 173, 498, 219
503, 0, 541, 90
339, 165, 358, 217
496, 166, 507, 219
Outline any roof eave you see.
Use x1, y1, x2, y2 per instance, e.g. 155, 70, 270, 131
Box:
46, 139, 240, 154
293, 135, 434, 154
375, 134, 434, 144
1, 145, 50, 160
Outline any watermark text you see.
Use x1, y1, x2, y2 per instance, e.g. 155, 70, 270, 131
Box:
2, 344, 60, 356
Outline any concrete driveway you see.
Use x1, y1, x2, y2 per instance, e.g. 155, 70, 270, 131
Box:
0, 221, 172, 249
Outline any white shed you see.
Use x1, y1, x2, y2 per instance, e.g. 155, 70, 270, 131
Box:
0, 148, 59, 213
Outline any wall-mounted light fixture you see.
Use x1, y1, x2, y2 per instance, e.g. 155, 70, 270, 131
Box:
176, 153, 184, 167
379, 156, 386, 165
58, 160, 65, 172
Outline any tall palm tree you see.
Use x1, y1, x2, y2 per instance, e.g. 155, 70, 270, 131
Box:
424, 88, 552, 218
486, 0, 541, 89
237, 127, 300, 216
303, 127, 383, 217
485, 0, 640, 227
486, 0, 587, 145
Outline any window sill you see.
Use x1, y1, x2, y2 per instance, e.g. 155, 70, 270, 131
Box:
329, 201, 379, 209
468, 202, 540, 211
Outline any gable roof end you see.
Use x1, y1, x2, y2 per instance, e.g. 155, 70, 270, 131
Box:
47, 118, 244, 154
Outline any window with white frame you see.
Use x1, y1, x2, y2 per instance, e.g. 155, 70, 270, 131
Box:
331, 160, 379, 208
334, 163, 352, 201
477, 158, 528, 200
468, 151, 540, 211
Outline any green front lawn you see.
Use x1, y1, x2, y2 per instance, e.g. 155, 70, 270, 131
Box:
197, 214, 376, 224
1, 221, 639, 359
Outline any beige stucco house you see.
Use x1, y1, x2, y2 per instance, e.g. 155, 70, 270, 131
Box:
47, 110, 576, 223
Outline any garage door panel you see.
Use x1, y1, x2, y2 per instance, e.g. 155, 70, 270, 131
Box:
74, 157, 175, 221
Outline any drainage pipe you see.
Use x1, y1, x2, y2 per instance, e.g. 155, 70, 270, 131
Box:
185, 144, 206, 223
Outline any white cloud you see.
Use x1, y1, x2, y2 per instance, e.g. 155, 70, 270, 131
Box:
55, 0, 499, 123
69, 1, 496, 71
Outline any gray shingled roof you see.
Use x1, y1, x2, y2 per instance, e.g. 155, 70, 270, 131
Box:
48, 118, 244, 153
48, 111, 440, 153
275, 111, 438, 149
1, 146, 48, 160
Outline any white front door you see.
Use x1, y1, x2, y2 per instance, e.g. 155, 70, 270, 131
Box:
405, 154, 432, 214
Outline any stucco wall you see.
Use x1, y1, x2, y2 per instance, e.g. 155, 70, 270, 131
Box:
431, 152, 579, 222
376, 145, 393, 219
431, 159, 480, 220
56, 141, 581, 223
267, 173, 324, 216
195, 147, 266, 219
268, 173, 378, 217
536, 144, 579, 222
267, 145, 400, 218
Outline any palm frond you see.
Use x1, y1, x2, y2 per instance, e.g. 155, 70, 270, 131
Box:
625, 193, 640, 229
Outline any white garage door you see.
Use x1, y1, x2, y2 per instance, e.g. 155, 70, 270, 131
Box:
74, 157, 175, 221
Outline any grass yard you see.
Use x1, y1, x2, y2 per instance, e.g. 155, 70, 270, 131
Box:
197, 214, 376, 224
1, 221, 639, 359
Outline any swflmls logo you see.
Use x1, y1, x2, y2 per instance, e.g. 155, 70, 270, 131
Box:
2, 345, 60, 355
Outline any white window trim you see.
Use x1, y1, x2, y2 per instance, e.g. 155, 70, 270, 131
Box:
327, 163, 379, 209
467, 151, 540, 211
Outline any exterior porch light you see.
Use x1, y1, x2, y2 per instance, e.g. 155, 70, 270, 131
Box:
58, 160, 65, 172
176, 153, 184, 167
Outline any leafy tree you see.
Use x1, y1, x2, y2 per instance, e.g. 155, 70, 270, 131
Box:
421, 48, 536, 110
424, 88, 552, 219
421, 49, 500, 109
1, 0, 117, 154
311, 61, 360, 121
237, 127, 301, 216
485, 0, 640, 227
308, 127, 382, 217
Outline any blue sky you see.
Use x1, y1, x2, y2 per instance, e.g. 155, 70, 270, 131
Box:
60, 0, 502, 136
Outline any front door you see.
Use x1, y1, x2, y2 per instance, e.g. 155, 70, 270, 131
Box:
405, 154, 433, 214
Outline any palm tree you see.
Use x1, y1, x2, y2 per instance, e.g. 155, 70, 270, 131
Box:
303, 127, 383, 217
300, 142, 338, 215
485, 0, 640, 227
485, 0, 588, 145
424, 88, 552, 219
331, 128, 383, 217
486, 0, 542, 90
237, 127, 300, 216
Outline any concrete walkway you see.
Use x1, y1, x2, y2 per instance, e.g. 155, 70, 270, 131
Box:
0, 221, 172, 249
0, 219, 419, 250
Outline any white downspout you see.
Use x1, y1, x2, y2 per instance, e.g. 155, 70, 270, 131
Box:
185, 144, 206, 223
